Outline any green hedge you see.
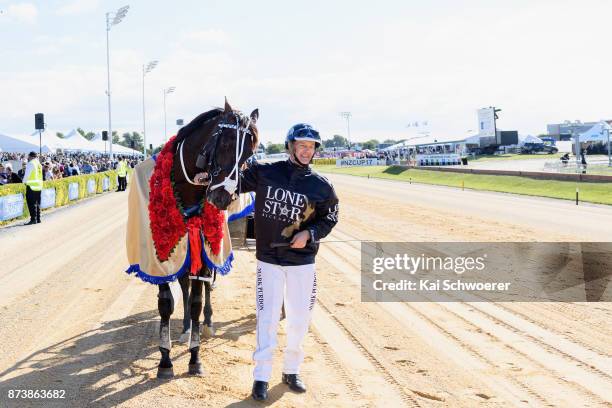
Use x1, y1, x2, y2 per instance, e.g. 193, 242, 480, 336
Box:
0, 169, 124, 225
313, 158, 337, 166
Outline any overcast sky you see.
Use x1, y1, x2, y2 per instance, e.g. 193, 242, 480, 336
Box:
1, 0, 610, 146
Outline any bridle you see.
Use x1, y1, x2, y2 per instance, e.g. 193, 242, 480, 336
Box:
177, 112, 253, 194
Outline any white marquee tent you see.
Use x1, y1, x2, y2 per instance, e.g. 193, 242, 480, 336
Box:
28, 129, 72, 151
578, 121, 612, 143
16, 129, 142, 155
81, 132, 141, 155
0, 132, 52, 153
63, 129, 97, 151
88, 133, 107, 153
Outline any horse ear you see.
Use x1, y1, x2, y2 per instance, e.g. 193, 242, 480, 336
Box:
250, 108, 259, 124
224, 97, 232, 113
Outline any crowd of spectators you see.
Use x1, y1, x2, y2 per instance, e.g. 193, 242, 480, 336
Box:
0, 151, 141, 185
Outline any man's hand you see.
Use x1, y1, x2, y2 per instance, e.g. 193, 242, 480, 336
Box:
290, 230, 311, 249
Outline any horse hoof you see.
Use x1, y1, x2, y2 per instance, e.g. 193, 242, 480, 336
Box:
202, 324, 215, 338
179, 330, 191, 343
157, 366, 174, 379
189, 362, 205, 376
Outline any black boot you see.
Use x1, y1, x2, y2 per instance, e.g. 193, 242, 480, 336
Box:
251, 380, 269, 401
282, 373, 306, 393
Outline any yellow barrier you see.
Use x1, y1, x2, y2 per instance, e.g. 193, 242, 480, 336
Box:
0, 169, 126, 225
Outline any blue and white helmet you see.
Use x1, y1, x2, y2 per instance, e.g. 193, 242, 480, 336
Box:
285, 123, 321, 149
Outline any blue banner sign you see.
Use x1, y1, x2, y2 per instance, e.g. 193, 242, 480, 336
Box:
87, 179, 96, 195
40, 188, 56, 209
68, 182, 79, 201
0, 193, 24, 221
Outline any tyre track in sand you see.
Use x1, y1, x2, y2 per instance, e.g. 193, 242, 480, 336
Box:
323, 223, 611, 406
312, 297, 421, 407
318, 241, 550, 407
333, 225, 612, 386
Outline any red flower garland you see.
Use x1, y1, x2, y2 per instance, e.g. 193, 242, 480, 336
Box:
202, 201, 225, 255
148, 136, 225, 263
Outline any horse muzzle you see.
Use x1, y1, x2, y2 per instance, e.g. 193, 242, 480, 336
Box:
208, 189, 234, 210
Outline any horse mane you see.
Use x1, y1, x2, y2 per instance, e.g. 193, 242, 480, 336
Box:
173, 107, 224, 146
173, 106, 259, 152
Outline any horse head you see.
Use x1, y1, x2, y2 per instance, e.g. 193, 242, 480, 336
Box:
201, 98, 259, 210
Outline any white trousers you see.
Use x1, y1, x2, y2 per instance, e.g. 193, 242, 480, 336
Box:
253, 260, 317, 382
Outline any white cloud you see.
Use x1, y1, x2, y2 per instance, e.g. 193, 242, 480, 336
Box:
0, 65, 107, 122
177, 29, 232, 47
3, 1, 612, 147
56, 0, 100, 16
32, 35, 78, 56
6, 3, 38, 24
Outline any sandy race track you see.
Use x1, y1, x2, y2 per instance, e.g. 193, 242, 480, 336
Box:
0, 175, 610, 407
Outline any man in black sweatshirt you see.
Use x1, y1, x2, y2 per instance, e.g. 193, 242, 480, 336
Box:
239, 123, 339, 401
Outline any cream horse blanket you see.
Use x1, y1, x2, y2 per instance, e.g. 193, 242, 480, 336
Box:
125, 157, 254, 284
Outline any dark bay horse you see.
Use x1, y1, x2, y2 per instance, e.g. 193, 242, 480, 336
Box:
156, 99, 259, 378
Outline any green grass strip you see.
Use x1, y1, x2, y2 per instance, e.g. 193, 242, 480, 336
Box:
469, 153, 562, 162
314, 165, 612, 205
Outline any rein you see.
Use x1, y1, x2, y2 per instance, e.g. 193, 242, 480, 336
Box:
269, 239, 372, 248
178, 140, 201, 186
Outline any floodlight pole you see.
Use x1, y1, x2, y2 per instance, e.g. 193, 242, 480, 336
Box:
163, 87, 175, 143
142, 65, 146, 158
164, 90, 168, 142
605, 127, 611, 167
142, 60, 158, 158
340, 112, 352, 149
105, 12, 113, 161
105, 5, 129, 163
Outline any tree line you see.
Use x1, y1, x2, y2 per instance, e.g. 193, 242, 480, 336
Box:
55, 129, 405, 156
263, 135, 404, 154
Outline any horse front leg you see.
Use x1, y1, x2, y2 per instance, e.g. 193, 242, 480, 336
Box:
188, 279, 205, 375
178, 274, 191, 343
157, 283, 175, 379
202, 280, 216, 338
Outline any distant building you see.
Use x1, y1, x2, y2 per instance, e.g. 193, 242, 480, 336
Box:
547, 120, 612, 140
377, 143, 394, 150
